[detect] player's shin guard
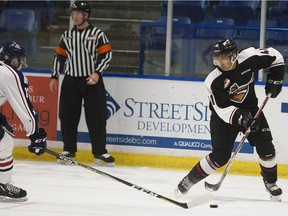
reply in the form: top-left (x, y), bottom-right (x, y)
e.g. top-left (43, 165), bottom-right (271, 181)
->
top-left (259, 154), bottom-right (282, 201)
top-left (0, 133), bottom-right (14, 184)
top-left (0, 134), bottom-right (27, 202)
top-left (175, 154), bottom-right (219, 196)
top-left (0, 155), bottom-right (13, 184)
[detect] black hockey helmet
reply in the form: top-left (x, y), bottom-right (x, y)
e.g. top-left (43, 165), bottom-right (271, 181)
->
top-left (213, 39), bottom-right (238, 58)
top-left (0, 41), bottom-right (26, 63)
top-left (71, 1), bottom-right (91, 17)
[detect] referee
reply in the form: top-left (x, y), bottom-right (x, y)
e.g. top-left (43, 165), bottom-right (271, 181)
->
top-left (49, 1), bottom-right (114, 166)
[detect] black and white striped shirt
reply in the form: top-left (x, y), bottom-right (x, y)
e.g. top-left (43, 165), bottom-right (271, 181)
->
top-left (52, 23), bottom-right (112, 78)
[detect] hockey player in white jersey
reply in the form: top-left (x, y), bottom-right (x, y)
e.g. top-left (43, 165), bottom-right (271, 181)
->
top-left (0, 41), bottom-right (47, 202)
top-left (176, 39), bottom-right (284, 201)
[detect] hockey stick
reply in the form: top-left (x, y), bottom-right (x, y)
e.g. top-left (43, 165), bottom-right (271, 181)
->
top-left (205, 93), bottom-right (271, 192)
top-left (45, 149), bottom-right (212, 209)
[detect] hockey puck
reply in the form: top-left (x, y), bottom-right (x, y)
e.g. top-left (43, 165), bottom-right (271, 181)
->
top-left (210, 204), bottom-right (218, 208)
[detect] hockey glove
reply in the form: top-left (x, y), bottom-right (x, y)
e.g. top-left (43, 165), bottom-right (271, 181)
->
top-left (0, 113), bottom-right (15, 137)
top-left (28, 128), bottom-right (47, 156)
top-left (233, 109), bottom-right (259, 133)
top-left (265, 79), bottom-right (282, 98)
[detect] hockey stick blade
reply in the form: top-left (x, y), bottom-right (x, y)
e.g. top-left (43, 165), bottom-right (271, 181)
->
top-left (186, 193), bottom-right (213, 208)
top-left (45, 149), bottom-right (211, 209)
top-left (205, 181), bottom-right (221, 192)
top-left (204, 94), bottom-right (271, 192)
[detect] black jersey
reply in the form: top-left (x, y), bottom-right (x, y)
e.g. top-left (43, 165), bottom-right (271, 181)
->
top-left (52, 23), bottom-right (112, 78)
top-left (204, 47), bottom-right (285, 124)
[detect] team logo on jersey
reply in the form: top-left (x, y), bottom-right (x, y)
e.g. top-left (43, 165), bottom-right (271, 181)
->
top-left (106, 90), bottom-right (120, 120)
top-left (86, 35), bottom-right (97, 41)
top-left (228, 74), bottom-right (254, 103)
top-left (229, 83), bottom-right (248, 103)
top-left (229, 81), bottom-right (252, 103)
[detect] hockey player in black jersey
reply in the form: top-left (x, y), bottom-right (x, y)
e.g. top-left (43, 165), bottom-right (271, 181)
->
top-left (176, 39), bottom-right (284, 201)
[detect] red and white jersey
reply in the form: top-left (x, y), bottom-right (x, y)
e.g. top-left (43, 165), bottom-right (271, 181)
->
top-left (204, 47), bottom-right (285, 124)
top-left (0, 61), bottom-right (38, 136)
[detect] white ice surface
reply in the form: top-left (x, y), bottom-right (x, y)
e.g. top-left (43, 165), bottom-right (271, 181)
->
top-left (1, 161), bottom-right (287, 216)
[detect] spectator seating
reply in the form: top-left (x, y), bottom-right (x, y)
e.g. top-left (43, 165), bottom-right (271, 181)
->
top-left (152, 16), bottom-right (191, 36)
top-left (278, 1), bottom-right (288, 8)
top-left (237, 19), bottom-right (277, 40)
top-left (269, 2), bottom-right (288, 26)
top-left (216, 0), bottom-right (260, 9)
top-left (197, 17), bottom-right (235, 39)
top-left (269, 1), bottom-right (288, 46)
top-left (141, 16), bottom-right (191, 75)
top-left (0, 9), bottom-right (38, 59)
top-left (1, 9), bottom-right (37, 33)
top-left (147, 16), bottom-right (191, 52)
top-left (194, 17), bottom-right (235, 76)
top-left (6, 1), bottom-right (47, 30)
top-left (233, 19), bottom-right (278, 51)
top-left (213, 0), bottom-right (260, 25)
top-left (160, 0), bottom-right (209, 24)
top-left (271, 23), bottom-right (288, 45)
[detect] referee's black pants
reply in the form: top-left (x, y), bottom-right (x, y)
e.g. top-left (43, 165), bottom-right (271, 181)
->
top-left (59, 74), bottom-right (108, 156)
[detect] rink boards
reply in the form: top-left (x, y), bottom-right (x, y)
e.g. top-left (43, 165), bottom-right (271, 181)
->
top-left (10, 74), bottom-right (288, 178)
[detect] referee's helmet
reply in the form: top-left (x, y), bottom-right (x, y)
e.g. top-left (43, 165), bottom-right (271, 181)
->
top-left (71, 1), bottom-right (91, 17)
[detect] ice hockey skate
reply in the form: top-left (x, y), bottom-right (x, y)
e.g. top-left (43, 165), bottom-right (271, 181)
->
top-left (94, 153), bottom-right (115, 167)
top-left (174, 175), bottom-right (194, 197)
top-left (263, 179), bottom-right (282, 201)
top-left (57, 151), bottom-right (76, 165)
top-left (0, 182), bottom-right (27, 202)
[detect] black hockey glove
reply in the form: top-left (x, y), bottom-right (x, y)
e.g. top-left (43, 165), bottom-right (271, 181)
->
top-left (28, 128), bottom-right (47, 156)
top-left (0, 113), bottom-right (15, 137)
top-left (265, 79), bottom-right (282, 98)
top-left (233, 109), bottom-right (259, 133)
